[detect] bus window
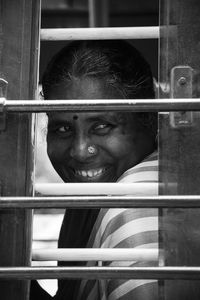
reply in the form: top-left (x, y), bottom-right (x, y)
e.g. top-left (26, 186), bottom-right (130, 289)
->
top-left (1, 1), bottom-right (200, 300)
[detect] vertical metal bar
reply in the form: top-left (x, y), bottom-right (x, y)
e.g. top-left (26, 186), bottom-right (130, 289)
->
top-left (0, 0), bottom-right (41, 299)
top-left (159, 0), bottom-right (200, 299)
top-left (88, 0), bottom-right (109, 27)
top-left (0, 78), bottom-right (7, 130)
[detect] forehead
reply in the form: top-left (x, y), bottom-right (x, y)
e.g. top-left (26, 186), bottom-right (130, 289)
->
top-left (47, 77), bottom-right (123, 100)
top-left (47, 77), bottom-right (134, 125)
top-left (47, 111), bottom-right (132, 124)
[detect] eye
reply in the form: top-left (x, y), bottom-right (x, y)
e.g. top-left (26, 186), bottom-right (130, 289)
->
top-left (58, 125), bottom-right (70, 132)
top-left (53, 124), bottom-right (73, 137)
top-left (92, 123), bottom-right (114, 135)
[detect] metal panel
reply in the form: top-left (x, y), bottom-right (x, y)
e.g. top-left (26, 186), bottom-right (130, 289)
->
top-left (159, 0), bottom-right (200, 299)
top-left (0, 0), bottom-right (40, 299)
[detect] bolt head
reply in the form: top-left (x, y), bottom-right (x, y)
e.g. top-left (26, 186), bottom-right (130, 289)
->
top-left (178, 77), bottom-right (187, 85)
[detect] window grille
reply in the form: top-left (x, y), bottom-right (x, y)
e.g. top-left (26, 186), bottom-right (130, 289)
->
top-left (0, 0), bottom-right (200, 299)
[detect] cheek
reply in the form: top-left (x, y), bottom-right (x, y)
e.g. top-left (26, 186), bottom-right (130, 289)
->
top-left (47, 137), bottom-right (69, 162)
top-left (47, 143), bottom-right (59, 164)
top-left (102, 134), bottom-right (135, 158)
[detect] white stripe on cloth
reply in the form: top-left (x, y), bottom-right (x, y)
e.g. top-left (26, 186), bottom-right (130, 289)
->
top-left (101, 216), bottom-right (158, 248)
top-left (107, 242), bottom-right (158, 267)
top-left (117, 164), bottom-right (158, 182)
top-left (118, 170), bottom-right (158, 183)
top-left (93, 209), bottom-right (128, 247)
top-left (108, 279), bottom-right (156, 300)
top-left (121, 160), bottom-right (158, 172)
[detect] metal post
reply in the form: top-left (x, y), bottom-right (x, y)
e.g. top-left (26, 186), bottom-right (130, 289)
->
top-left (159, 0), bottom-right (200, 299)
top-left (88, 0), bottom-right (109, 27)
top-left (0, 0), bottom-right (40, 299)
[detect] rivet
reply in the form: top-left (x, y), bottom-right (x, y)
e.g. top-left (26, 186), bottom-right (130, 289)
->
top-left (178, 77), bottom-right (187, 85)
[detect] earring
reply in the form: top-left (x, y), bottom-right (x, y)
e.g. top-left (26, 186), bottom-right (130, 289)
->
top-left (88, 145), bottom-right (97, 155)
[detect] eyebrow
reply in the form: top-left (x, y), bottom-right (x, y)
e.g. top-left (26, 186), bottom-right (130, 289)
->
top-left (85, 116), bottom-right (108, 122)
top-left (48, 120), bottom-right (71, 127)
top-left (85, 115), bottom-right (118, 124)
top-left (48, 113), bottom-right (118, 126)
top-left (87, 110), bottom-right (120, 120)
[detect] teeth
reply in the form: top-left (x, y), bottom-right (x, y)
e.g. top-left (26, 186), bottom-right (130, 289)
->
top-left (93, 170), bottom-right (98, 176)
top-left (87, 171), bottom-right (93, 177)
top-left (76, 168), bottom-right (105, 178)
top-left (82, 171), bottom-right (87, 177)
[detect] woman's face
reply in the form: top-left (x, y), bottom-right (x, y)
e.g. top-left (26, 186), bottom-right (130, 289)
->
top-left (47, 78), bottom-right (155, 182)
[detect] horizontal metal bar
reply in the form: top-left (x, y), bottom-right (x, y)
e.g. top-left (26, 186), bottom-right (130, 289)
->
top-left (2, 195), bottom-right (200, 208)
top-left (40, 26), bottom-right (159, 41)
top-left (1, 266), bottom-right (200, 280)
top-left (32, 248), bottom-right (158, 261)
top-left (1, 98), bottom-right (200, 113)
top-left (35, 182), bottom-right (158, 196)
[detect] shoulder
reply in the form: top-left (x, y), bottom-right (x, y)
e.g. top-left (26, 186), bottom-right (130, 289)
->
top-left (117, 151), bottom-right (158, 183)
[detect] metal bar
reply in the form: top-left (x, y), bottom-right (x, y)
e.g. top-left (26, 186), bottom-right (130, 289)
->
top-left (0, 79), bottom-right (8, 131)
top-left (1, 98), bottom-right (199, 112)
top-left (88, 0), bottom-right (109, 27)
top-left (35, 182), bottom-right (158, 196)
top-left (40, 26), bottom-right (159, 41)
top-left (1, 266), bottom-right (200, 280)
top-left (3, 195), bottom-right (200, 208)
top-left (0, 0), bottom-right (40, 299)
top-left (32, 248), bottom-right (158, 261)
top-left (1, 98), bottom-right (200, 113)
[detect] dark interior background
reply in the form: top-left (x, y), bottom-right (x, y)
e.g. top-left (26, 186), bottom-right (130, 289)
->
top-left (40, 0), bottom-right (159, 81)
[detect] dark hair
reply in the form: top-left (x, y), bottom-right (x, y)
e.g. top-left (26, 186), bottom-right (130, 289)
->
top-left (42, 40), bottom-right (157, 140)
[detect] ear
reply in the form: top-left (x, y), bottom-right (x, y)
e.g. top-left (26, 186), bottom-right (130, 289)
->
top-left (39, 84), bottom-right (44, 100)
top-left (153, 77), bottom-right (159, 98)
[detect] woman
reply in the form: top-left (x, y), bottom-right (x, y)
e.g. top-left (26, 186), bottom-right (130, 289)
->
top-left (31, 40), bottom-right (158, 300)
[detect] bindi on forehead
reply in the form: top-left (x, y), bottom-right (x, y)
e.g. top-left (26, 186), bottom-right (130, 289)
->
top-left (73, 115), bottom-right (78, 120)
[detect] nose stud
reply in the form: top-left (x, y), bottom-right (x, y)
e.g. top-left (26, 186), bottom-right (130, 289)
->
top-left (88, 145), bottom-right (97, 155)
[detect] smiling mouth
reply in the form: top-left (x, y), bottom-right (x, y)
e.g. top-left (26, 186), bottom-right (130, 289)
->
top-left (74, 167), bottom-right (106, 179)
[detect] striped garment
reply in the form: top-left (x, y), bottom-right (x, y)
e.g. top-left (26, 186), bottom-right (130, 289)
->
top-left (77, 151), bottom-right (159, 300)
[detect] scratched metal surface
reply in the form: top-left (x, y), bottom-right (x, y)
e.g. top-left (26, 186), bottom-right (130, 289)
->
top-left (0, 0), bottom-right (40, 299)
top-left (159, 0), bottom-right (200, 299)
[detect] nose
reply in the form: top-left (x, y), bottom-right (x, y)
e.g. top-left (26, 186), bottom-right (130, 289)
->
top-left (70, 134), bottom-right (97, 162)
